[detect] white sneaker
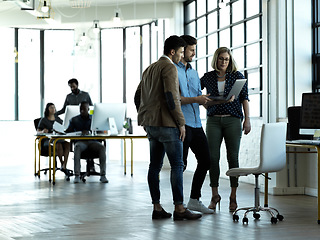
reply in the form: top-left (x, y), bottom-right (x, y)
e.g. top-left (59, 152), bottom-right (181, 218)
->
top-left (74, 175), bottom-right (80, 184)
top-left (100, 175), bottom-right (109, 183)
top-left (187, 198), bottom-right (214, 214)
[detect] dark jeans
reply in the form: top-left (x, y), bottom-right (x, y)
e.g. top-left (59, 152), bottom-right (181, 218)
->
top-left (206, 116), bottom-right (242, 188)
top-left (146, 126), bottom-right (184, 205)
top-left (183, 125), bottom-right (210, 200)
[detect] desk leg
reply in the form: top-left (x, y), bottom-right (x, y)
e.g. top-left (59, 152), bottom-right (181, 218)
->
top-left (131, 138), bottom-right (133, 177)
top-left (48, 139), bottom-right (52, 182)
top-left (34, 138), bottom-right (38, 176)
top-left (317, 146), bottom-right (320, 224)
top-left (38, 141), bottom-right (42, 177)
top-left (264, 173), bottom-right (268, 207)
top-left (52, 140), bottom-right (57, 185)
top-left (124, 139), bottom-right (127, 175)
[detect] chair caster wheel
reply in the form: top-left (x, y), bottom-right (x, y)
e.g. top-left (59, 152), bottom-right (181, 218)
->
top-left (233, 214), bottom-right (239, 221)
top-left (66, 177), bottom-right (70, 181)
top-left (253, 213), bottom-right (260, 219)
top-left (271, 217), bottom-right (278, 224)
top-left (44, 171), bottom-right (47, 175)
top-left (242, 217), bottom-right (249, 224)
top-left (82, 178), bottom-right (86, 183)
top-left (277, 214), bottom-right (284, 221)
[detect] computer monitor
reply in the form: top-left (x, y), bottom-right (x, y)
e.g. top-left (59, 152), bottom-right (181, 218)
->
top-left (63, 105), bottom-right (80, 130)
top-left (299, 92), bottom-right (320, 137)
top-left (90, 103), bottom-right (127, 134)
top-left (63, 105), bottom-right (94, 130)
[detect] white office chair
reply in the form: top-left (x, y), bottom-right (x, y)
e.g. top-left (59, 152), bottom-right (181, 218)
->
top-left (226, 122), bottom-right (287, 224)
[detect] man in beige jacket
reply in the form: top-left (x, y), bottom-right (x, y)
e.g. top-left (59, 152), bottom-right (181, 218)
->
top-left (134, 35), bottom-right (202, 221)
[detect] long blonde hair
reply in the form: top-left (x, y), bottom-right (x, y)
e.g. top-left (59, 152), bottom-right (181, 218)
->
top-left (211, 47), bottom-right (238, 73)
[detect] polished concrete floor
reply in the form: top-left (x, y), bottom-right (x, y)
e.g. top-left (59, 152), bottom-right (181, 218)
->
top-left (1, 155), bottom-right (320, 240)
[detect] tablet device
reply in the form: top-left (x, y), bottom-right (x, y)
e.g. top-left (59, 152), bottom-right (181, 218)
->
top-left (209, 79), bottom-right (247, 101)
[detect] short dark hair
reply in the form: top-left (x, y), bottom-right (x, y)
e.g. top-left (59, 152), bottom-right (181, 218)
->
top-left (44, 102), bottom-right (54, 117)
top-left (180, 35), bottom-right (197, 47)
top-left (80, 101), bottom-right (89, 107)
top-left (163, 35), bottom-right (186, 55)
top-left (68, 78), bottom-right (78, 86)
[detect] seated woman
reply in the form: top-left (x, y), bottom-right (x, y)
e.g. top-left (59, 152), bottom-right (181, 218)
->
top-left (37, 103), bottom-right (70, 174)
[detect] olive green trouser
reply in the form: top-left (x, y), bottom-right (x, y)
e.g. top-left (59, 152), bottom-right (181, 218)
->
top-left (206, 116), bottom-right (242, 188)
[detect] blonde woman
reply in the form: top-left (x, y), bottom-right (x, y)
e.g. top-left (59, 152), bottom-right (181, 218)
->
top-left (201, 47), bottom-right (251, 211)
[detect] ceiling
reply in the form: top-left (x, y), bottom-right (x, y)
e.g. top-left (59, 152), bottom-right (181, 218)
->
top-left (0, 0), bottom-right (185, 30)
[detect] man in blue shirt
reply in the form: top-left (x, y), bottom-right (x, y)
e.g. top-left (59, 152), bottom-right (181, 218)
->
top-left (65, 101), bottom-right (108, 184)
top-left (175, 35), bottom-right (213, 214)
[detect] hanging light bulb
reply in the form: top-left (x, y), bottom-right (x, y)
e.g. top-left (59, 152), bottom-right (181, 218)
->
top-left (41, 0), bottom-right (49, 13)
top-left (93, 20), bottom-right (100, 34)
top-left (113, 11), bottom-right (121, 24)
top-left (219, 0), bottom-right (227, 8)
top-left (88, 45), bottom-right (94, 54)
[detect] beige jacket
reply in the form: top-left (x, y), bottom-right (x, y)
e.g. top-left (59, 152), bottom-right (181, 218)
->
top-left (135, 56), bottom-right (185, 128)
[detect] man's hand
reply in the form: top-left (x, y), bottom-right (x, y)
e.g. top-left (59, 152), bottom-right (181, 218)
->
top-left (179, 125), bottom-right (186, 142)
top-left (196, 94), bottom-right (211, 105)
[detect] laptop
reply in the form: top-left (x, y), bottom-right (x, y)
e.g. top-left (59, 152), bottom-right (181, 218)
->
top-left (209, 79), bottom-right (247, 101)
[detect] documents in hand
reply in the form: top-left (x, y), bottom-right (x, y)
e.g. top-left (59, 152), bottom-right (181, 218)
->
top-left (53, 121), bottom-right (65, 134)
top-left (209, 79), bottom-right (247, 101)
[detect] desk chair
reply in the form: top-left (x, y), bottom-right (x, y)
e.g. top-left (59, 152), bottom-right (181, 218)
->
top-left (70, 139), bottom-right (106, 183)
top-left (226, 122), bottom-right (287, 224)
top-left (34, 118), bottom-right (73, 180)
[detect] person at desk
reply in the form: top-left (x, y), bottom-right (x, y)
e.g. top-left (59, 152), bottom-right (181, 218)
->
top-left (37, 103), bottom-right (70, 173)
top-left (201, 47), bottom-right (251, 212)
top-left (65, 101), bottom-right (108, 184)
top-left (135, 35), bottom-right (201, 221)
top-left (55, 78), bottom-right (93, 116)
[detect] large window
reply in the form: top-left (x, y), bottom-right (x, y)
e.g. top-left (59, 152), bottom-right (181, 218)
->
top-left (18, 29), bottom-right (41, 120)
top-left (44, 30), bottom-right (74, 112)
top-left (184, 0), bottom-right (263, 117)
top-left (0, 28), bottom-right (15, 120)
top-left (101, 29), bottom-right (124, 103)
top-left (102, 20), bottom-right (168, 121)
top-left (313, 0), bottom-right (320, 91)
top-left (2, 20), bottom-right (168, 121)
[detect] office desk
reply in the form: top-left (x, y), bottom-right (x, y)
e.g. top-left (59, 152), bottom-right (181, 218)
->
top-left (48, 134), bottom-right (148, 185)
top-left (263, 140), bottom-right (320, 223)
top-left (286, 140), bottom-right (320, 224)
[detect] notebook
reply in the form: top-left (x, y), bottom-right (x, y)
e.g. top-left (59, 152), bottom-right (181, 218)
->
top-left (209, 79), bottom-right (247, 101)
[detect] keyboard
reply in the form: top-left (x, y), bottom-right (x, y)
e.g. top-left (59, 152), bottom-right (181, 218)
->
top-left (288, 139), bottom-right (320, 145)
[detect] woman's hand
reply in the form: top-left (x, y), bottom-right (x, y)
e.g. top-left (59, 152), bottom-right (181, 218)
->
top-left (243, 118), bottom-right (251, 135)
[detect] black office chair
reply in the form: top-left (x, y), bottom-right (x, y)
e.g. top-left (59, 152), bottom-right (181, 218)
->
top-left (34, 118), bottom-right (73, 180)
top-left (70, 139), bottom-right (106, 183)
top-left (287, 106), bottom-right (313, 140)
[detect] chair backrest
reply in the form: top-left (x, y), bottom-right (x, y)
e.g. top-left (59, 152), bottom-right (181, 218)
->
top-left (34, 117), bottom-right (42, 130)
top-left (258, 122), bottom-right (287, 173)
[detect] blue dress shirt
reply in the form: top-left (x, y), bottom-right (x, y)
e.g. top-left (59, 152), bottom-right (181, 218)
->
top-left (175, 61), bottom-right (202, 128)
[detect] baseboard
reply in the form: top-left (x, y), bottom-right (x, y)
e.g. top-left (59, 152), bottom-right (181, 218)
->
top-left (305, 187), bottom-right (317, 197)
top-left (270, 187), bottom-right (305, 195)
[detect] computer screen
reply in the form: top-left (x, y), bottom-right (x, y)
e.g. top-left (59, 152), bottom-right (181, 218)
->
top-left (63, 105), bottom-right (94, 130)
top-left (63, 105), bottom-right (80, 130)
top-left (90, 103), bottom-right (126, 134)
top-left (299, 92), bottom-right (320, 136)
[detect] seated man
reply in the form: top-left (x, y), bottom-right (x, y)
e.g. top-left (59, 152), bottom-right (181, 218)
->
top-left (65, 101), bottom-right (108, 184)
